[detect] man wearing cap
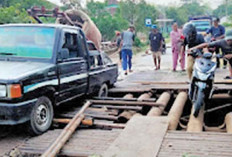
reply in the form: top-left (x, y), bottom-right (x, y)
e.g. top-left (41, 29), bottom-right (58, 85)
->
top-left (189, 30), bottom-right (232, 79)
top-left (121, 25), bottom-right (135, 75)
top-left (149, 25), bottom-right (163, 70)
top-left (206, 17), bottom-right (225, 68)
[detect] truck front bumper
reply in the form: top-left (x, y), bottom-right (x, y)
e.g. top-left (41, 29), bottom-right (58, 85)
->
top-left (0, 99), bottom-right (37, 125)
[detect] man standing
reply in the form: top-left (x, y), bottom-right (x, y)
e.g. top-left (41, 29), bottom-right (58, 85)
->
top-left (206, 17), bottom-right (225, 68)
top-left (149, 25), bottom-right (163, 70)
top-left (121, 25), bottom-right (135, 75)
top-left (189, 30), bottom-right (232, 79)
top-left (181, 23), bottom-right (205, 79)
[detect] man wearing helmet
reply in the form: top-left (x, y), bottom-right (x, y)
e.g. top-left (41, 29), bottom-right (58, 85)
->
top-left (188, 30), bottom-right (232, 79)
top-left (181, 23), bottom-right (205, 79)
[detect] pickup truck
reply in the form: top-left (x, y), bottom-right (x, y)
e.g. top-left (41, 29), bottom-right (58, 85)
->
top-left (0, 24), bottom-right (118, 135)
top-left (189, 16), bottom-right (212, 34)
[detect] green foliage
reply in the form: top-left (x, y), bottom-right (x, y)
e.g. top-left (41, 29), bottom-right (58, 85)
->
top-left (0, 4), bottom-right (30, 24)
top-left (213, 2), bottom-right (232, 18)
top-left (86, 0), bottom-right (158, 41)
top-left (0, 0), bottom-right (54, 24)
top-left (165, 2), bottom-right (212, 25)
top-left (86, 0), bottom-right (128, 40)
top-left (134, 37), bottom-right (142, 47)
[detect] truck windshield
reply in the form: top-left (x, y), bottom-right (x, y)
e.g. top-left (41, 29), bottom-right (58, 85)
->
top-left (192, 21), bottom-right (211, 32)
top-left (0, 27), bottom-right (55, 59)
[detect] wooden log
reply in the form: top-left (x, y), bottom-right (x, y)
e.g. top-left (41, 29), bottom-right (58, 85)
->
top-left (90, 99), bottom-right (164, 107)
top-left (135, 80), bottom-right (232, 85)
top-left (225, 112), bottom-right (232, 133)
top-left (85, 114), bottom-right (118, 121)
top-left (132, 92), bottom-right (153, 118)
top-left (118, 94), bottom-right (135, 123)
top-left (53, 118), bottom-right (126, 129)
top-left (137, 92), bottom-right (153, 101)
top-left (53, 118), bottom-right (93, 126)
top-left (147, 92), bottom-right (171, 116)
top-left (187, 105), bottom-right (204, 132)
top-left (41, 101), bottom-right (91, 157)
top-left (92, 105), bottom-right (142, 111)
top-left (118, 93), bottom-right (153, 122)
top-left (93, 96), bottom-right (156, 102)
top-left (168, 92), bottom-right (188, 130)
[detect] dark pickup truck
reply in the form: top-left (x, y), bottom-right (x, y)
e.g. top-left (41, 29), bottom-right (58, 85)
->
top-left (0, 24), bottom-right (118, 135)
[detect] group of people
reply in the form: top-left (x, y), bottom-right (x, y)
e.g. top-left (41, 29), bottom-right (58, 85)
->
top-left (116, 24), bottom-right (164, 75)
top-left (115, 17), bottom-right (232, 80)
top-left (170, 17), bottom-right (232, 79)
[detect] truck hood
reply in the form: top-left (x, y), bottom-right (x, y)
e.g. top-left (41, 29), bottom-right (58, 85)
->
top-left (0, 61), bottom-right (54, 81)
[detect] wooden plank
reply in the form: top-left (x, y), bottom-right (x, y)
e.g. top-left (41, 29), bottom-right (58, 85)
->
top-left (157, 131), bottom-right (232, 157)
top-left (103, 116), bottom-right (168, 157)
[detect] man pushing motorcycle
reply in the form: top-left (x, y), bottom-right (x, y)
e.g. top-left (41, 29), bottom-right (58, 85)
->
top-left (180, 23), bottom-right (205, 80)
top-left (188, 30), bottom-right (232, 79)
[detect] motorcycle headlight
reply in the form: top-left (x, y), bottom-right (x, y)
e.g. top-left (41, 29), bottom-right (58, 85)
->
top-left (0, 85), bottom-right (7, 97)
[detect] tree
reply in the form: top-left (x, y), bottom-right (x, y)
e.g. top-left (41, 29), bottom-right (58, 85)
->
top-left (165, 2), bottom-right (212, 25)
top-left (86, 0), bottom-right (128, 40)
top-left (0, 0), bottom-right (55, 24)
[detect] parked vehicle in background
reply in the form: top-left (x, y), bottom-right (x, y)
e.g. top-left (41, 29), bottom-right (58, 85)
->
top-left (0, 24), bottom-right (118, 135)
top-left (189, 16), bottom-right (212, 34)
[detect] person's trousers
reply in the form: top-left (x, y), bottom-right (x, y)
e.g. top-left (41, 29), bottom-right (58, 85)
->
top-left (122, 49), bottom-right (132, 71)
top-left (215, 47), bottom-right (220, 68)
top-left (172, 49), bottom-right (185, 70)
top-left (187, 56), bottom-right (195, 80)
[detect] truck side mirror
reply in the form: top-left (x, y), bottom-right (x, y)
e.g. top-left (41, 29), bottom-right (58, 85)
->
top-left (58, 48), bottom-right (69, 61)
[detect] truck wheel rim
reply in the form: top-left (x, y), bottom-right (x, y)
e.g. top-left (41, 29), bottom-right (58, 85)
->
top-left (35, 104), bottom-right (49, 126)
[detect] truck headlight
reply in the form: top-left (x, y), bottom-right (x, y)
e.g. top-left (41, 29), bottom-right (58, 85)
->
top-left (7, 84), bottom-right (22, 98)
top-left (0, 85), bottom-right (6, 97)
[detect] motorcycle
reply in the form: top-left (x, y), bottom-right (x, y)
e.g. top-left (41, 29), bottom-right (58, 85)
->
top-left (188, 49), bottom-right (220, 117)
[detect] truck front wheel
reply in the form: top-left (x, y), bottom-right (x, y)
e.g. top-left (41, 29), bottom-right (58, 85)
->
top-left (98, 83), bottom-right (108, 97)
top-left (28, 96), bottom-right (54, 136)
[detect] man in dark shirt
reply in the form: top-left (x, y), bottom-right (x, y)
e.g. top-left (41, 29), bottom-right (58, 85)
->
top-left (181, 23), bottom-right (205, 79)
top-left (189, 30), bottom-right (232, 79)
top-left (206, 17), bottom-right (225, 68)
top-left (149, 25), bottom-right (163, 70)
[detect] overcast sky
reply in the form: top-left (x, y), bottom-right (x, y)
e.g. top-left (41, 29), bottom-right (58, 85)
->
top-left (46, 0), bottom-right (225, 9)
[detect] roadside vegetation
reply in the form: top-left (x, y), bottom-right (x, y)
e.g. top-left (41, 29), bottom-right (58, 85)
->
top-left (0, 0), bottom-right (232, 45)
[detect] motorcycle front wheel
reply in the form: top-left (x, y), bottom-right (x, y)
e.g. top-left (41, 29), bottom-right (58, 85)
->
top-left (193, 90), bottom-right (205, 117)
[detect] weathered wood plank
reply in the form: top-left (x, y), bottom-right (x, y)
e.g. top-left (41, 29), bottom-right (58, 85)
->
top-left (103, 116), bottom-right (168, 157)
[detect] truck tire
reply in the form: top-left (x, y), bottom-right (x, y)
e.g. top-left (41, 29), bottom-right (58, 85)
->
top-left (27, 96), bottom-right (54, 136)
top-left (193, 90), bottom-right (204, 117)
top-left (98, 83), bottom-right (108, 97)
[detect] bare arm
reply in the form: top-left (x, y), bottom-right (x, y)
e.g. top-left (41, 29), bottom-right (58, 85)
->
top-left (188, 43), bottom-right (209, 53)
top-left (224, 54), bottom-right (232, 60)
top-left (216, 35), bottom-right (225, 40)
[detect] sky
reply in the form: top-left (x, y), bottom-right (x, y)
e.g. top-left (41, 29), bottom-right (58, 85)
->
top-left (46, 0), bottom-right (224, 9)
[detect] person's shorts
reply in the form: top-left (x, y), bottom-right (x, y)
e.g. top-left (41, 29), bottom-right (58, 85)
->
top-left (151, 51), bottom-right (161, 58)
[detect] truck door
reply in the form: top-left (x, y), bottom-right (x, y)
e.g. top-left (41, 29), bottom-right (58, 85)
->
top-left (57, 29), bottom-right (88, 103)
